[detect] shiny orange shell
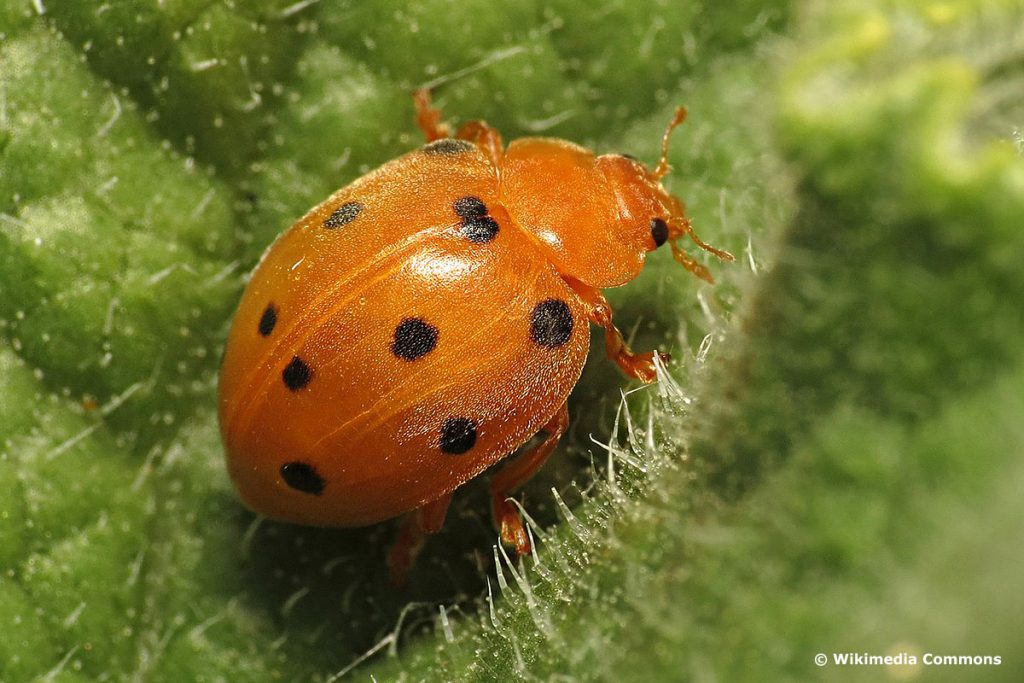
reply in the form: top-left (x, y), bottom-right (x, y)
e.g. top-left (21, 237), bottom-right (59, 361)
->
top-left (218, 140), bottom-right (590, 527)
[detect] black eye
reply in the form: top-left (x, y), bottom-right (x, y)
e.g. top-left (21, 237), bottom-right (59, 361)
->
top-left (650, 218), bottom-right (669, 247)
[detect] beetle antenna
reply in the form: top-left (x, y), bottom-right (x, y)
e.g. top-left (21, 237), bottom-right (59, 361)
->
top-left (667, 216), bottom-right (734, 284)
top-left (652, 106), bottom-right (688, 180)
top-left (668, 216), bottom-right (734, 261)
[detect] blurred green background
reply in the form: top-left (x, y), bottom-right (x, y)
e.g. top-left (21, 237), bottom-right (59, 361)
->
top-left (1, 0), bottom-right (1022, 680)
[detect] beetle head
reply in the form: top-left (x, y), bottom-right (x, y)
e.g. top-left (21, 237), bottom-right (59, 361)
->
top-left (596, 107), bottom-right (733, 283)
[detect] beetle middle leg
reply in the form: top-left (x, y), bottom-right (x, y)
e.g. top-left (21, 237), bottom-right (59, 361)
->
top-left (387, 491), bottom-right (452, 586)
top-left (412, 88), bottom-right (451, 142)
top-left (490, 402), bottom-right (569, 555)
top-left (412, 89), bottom-right (504, 164)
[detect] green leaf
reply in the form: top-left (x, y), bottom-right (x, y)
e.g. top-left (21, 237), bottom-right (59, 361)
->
top-left (1, 0), bottom-right (1021, 681)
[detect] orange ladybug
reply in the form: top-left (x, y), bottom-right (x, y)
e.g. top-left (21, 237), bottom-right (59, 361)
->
top-left (218, 90), bottom-right (732, 582)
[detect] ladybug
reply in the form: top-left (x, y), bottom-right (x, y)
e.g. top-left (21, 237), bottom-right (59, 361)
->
top-left (218, 90), bottom-right (732, 582)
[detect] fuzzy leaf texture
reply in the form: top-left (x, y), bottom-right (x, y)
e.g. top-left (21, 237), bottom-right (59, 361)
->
top-left (1, 0), bottom-right (1022, 681)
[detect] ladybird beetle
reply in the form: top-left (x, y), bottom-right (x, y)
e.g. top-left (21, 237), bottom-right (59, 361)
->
top-left (218, 90), bottom-right (732, 583)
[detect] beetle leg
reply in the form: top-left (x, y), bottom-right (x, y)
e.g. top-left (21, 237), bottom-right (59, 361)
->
top-left (490, 402), bottom-right (569, 555)
top-left (412, 88), bottom-right (451, 142)
top-left (455, 120), bottom-right (504, 166)
top-left (387, 491), bottom-right (452, 586)
top-left (564, 278), bottom-right (665, 384)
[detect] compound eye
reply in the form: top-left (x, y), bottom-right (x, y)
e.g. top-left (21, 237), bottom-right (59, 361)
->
top-left (650, 217), bottom-right (669, 248)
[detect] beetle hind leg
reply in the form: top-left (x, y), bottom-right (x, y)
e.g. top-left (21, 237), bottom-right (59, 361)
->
top-left (490, 403), bottom-right (569, 555)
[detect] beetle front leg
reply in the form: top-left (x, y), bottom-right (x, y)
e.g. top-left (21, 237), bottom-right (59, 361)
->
top-left (455, 120), bottom-right (504, 166)
top-left (564, 278), bottom-right (665, 384)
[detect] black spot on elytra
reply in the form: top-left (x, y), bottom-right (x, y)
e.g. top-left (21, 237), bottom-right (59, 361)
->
top-left (280, 461), bottom-right (325, 495)
top-left (461, 216), bottom-right (499, 243)
top-left (440, 417), bottom-right (477, 454)
top-left (391, 317), bottom-right (439, 361)
top-left (453, 196), bottom-right (487, 219)
top-left (452, 196), bottom-right (498, 242)
top-left (282, 356), bottom-right (312, 391)
top-left (323, 201), bottom-right (363, 229)
top-left (651, 217), bottom-right (669, 248)
top-left (258, 304), bottom-right (277, 336)
top-left (423, 138), bottom-right (474, 155)
top-left (530, 299), bottom-right (573, 348)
